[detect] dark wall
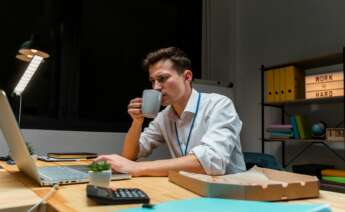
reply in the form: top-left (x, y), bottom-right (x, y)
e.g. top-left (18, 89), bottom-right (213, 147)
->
top-left (0, 0), bottom-right (202, 132)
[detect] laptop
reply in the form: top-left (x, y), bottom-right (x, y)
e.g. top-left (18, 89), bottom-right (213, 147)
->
top-left (0, 90), bottom-right (130, 186)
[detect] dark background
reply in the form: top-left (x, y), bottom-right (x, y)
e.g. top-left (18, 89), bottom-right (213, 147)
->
top-left (0, 0), bottom-right (202, 132)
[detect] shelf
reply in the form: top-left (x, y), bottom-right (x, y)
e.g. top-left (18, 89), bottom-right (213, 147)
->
top-left (263, 96), bottom-right (344, 107)
top-left (263, 52), bottom-right (343, 71)
top-left (261, 48), bottom-right (345, 168)
top-left (264, 138), bottom-right (345, 143)
top-left (264, 137), bottom-right (345, 167)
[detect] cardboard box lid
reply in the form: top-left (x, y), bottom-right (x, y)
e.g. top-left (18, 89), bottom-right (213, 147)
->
top-left (168, 166), bottom-right (320, 201)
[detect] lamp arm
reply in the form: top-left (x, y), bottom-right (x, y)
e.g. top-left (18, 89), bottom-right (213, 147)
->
top-left (18, 94), bottom-right (22, 127)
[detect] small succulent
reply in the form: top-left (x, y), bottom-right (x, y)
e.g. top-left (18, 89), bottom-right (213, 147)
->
top-left (88, 161), bottom-right (111, 172)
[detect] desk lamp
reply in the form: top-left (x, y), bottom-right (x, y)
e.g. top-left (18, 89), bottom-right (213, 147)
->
top-left (13, 35), bottom-right (49, 125)
top-left (3, 38), bottom-right (49, 161)
top-left (13, 55), bottom-right (44, 126)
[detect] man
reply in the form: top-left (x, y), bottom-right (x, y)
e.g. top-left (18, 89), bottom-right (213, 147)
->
top-left (96, 47), bottom-right (246, 176)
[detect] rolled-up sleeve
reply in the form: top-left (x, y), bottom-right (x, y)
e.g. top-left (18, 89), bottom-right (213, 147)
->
top-left (191, 98), bottom-right (242, 175)
top-left (138, 116), bottom-right (164, 158)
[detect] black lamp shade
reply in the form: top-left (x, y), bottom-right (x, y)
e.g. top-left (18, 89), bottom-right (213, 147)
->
top-left (18, 35), bottom-right (50, 59)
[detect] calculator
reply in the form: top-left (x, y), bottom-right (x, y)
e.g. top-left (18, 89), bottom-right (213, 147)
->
top-left (86, 184), bottom-right (150, 205)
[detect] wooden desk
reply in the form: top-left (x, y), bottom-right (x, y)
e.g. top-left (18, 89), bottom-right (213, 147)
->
top-left (1, 161), bottom-right (345, 212)
top-left (0, 170), bottom-right (43, 212)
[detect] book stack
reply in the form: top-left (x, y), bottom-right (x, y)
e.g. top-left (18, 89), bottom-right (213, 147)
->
top-left (305, 71), bottom-right (344, 99)
top-left (321, 169), bottom-right (345, 185)
top-left (316, 168), bottom-right (345, 193)
top-left (267, 124), bottom-right (293, 139)
top-left (289, 114), bottom-right (312, 139)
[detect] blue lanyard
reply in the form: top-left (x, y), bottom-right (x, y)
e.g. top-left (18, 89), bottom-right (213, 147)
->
top-left (174, 93), bottom-right (201, 156)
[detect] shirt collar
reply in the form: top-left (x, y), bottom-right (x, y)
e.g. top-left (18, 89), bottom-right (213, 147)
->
top-left (168, 89), bottom-right (199, 120)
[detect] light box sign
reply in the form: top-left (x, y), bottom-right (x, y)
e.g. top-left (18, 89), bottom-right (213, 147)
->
top-left (305, 71), bottom-right (344, 99)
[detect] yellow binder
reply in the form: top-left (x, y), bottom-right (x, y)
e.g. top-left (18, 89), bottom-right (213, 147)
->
top-left (279, 67), bottom-right (286, 101)
top-left (285, 66), bottom-right (304, 101)
top-left (265, 70), bottom-right (275, 102)
top-left (273, 69), bottom-right (280, 101)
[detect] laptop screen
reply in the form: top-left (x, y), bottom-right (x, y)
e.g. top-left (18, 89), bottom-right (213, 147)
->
top-left (0, 90), bottom-right (42, 184)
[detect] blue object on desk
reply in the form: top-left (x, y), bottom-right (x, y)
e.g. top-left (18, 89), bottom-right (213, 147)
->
top-left (118, 198), bottom-right (331, 212)
top-left (6, 159), bottom-right (15, 165)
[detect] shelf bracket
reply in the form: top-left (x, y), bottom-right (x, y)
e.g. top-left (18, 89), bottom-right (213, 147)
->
top-left (320, 142), bottom-right (345, 163)
top-left (285, 143), bottom-right (313, 167)
top-left (284, 142), bottom-right (345, 168)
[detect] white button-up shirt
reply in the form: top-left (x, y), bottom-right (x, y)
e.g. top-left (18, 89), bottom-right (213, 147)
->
top-left (138, 89), bottom-right (246, 175)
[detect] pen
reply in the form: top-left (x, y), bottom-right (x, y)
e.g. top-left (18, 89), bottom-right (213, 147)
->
top-left (142, 203), bottom-right (155, 209)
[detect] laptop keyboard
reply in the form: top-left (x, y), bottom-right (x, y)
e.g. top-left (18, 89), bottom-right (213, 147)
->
top-left (39, 166), bottom-right (89, 182)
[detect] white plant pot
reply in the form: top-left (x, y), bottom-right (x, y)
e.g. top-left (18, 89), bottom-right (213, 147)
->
top-left (88, 170), bottom-right (112, 187)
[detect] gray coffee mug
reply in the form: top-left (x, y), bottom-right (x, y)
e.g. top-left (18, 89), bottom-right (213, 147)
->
top-left (142, 89), bottom-right (161, 118)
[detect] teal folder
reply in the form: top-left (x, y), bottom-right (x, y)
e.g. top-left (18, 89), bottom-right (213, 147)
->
top-left (118, 198), bottom-right (330, 212)
top-left (290, 115), bottom-right (300, 139)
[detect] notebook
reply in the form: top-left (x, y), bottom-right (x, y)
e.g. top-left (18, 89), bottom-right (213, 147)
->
top-left (0, 90), bottom-right (130, 186)
top-left (47, 152), bottom-right (98, 159)
top-left (119, 198), bottom-right (331, 212)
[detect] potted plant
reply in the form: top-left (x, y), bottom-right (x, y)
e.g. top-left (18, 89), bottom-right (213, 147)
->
top-left (88, 161), bottom-right (112, 187)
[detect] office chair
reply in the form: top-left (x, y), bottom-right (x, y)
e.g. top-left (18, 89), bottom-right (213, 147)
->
top-left (243, 152), bottom-right (283, 170)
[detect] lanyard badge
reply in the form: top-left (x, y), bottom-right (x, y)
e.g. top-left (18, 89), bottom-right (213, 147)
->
top-left (174, 93), bottom-right (201, 156)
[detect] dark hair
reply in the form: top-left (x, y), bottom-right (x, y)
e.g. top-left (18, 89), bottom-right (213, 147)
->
top-left (143, 47), bottom-right (192, 74)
